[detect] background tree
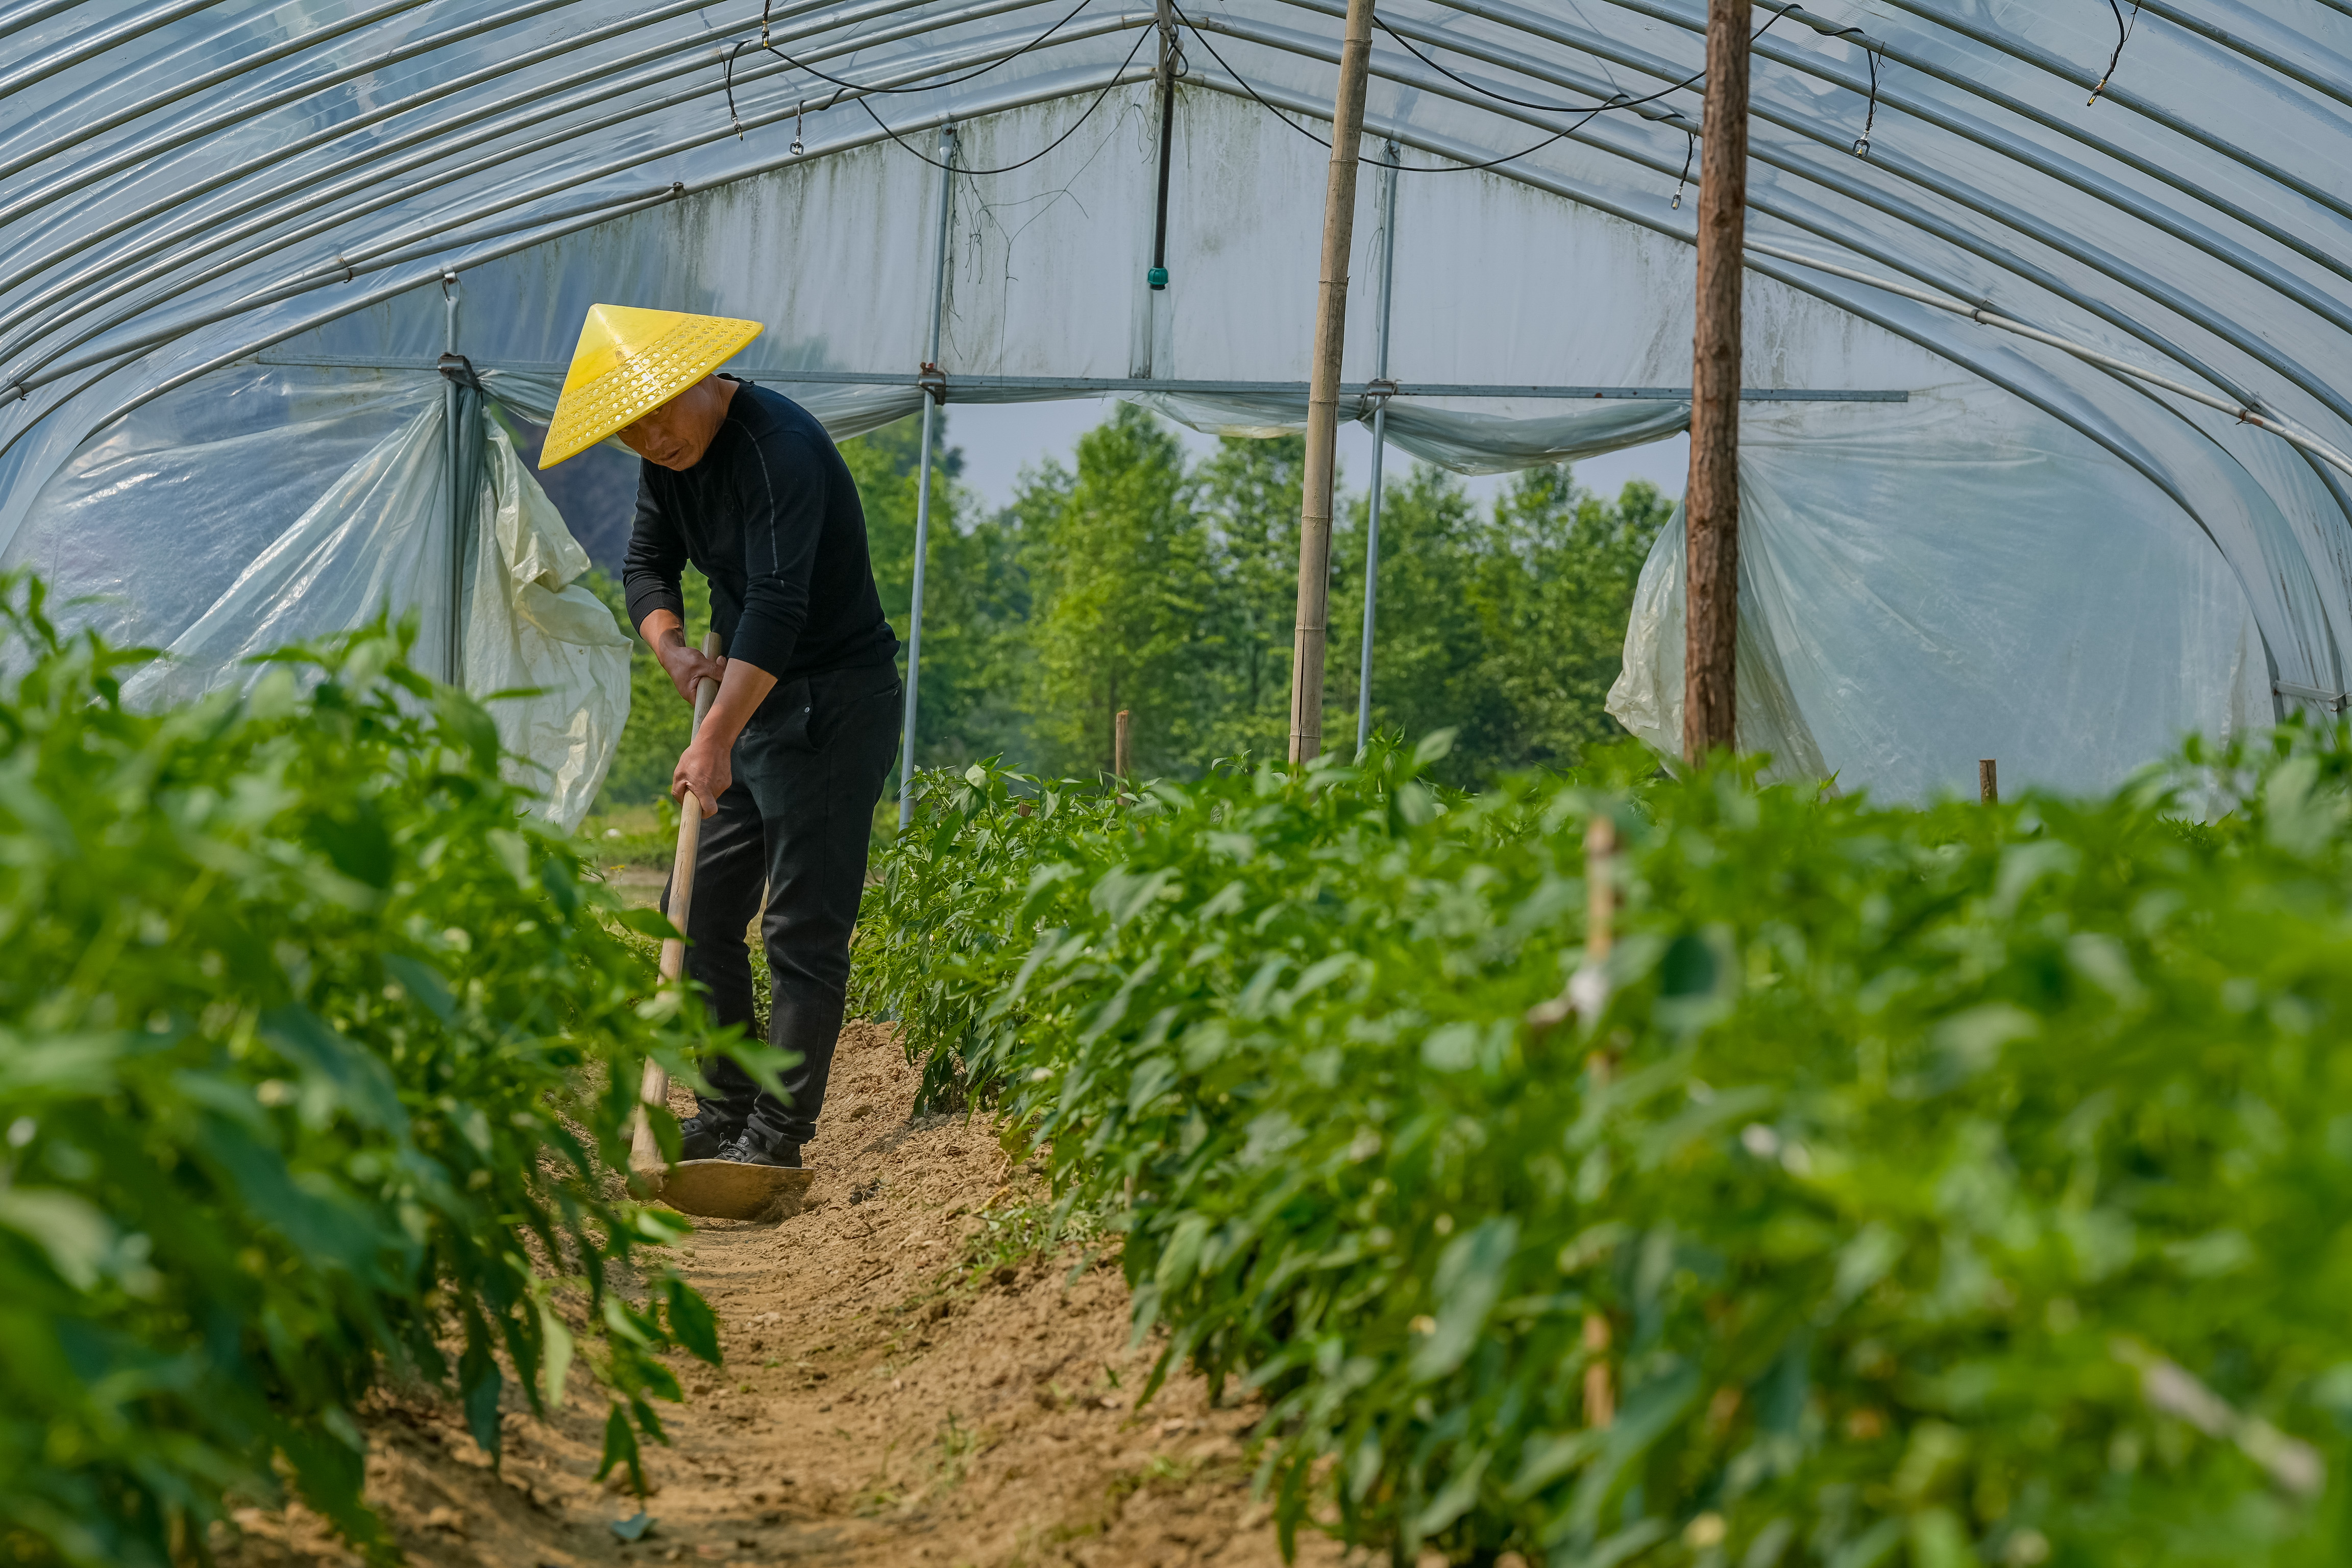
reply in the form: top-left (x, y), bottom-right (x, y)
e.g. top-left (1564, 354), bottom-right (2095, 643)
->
top-left (1022, 405), bottom-right (1217, 776)
top-left (576, 404), bottom-right (1675, 808)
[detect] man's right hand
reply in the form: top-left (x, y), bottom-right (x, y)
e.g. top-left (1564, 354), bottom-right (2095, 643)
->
top-left (656, 635), bottom-right (726, 705)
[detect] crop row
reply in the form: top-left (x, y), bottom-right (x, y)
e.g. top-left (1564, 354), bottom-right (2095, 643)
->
top-left (856, 733), bottom-right (2352, 1565)
top-left (0, 577), bottom-right (718, 1567)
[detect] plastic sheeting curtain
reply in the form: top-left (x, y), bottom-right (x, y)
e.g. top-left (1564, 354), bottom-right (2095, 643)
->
top-left (7, 362), bottom-right (628, 829)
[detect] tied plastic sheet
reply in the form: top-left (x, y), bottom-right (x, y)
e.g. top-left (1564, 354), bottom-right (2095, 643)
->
top-left (469, 413), bottom-right (633, 830)
top-left (10, 363), bottom-right (628, 831)
top-left (1609, 390), bottom-right (2275, 800)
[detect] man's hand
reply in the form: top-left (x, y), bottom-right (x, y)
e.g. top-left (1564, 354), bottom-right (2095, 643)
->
top-left (657, 635), bottom-right (727, 705)
top-left (672, 731), bottom-right (730, 818)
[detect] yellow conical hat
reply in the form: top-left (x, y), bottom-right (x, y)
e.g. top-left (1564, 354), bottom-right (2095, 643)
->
top-left (538, 304), bottom-right (764, 469)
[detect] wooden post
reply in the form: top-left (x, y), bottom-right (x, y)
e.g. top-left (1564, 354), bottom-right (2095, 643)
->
top-left (1288, 0), bottom-right (1378, 765)
top-left (1979, 758), bottom-right (1999, 804)
top-left (1683, 0), bottom-right (1750, 765)
top-left (1115, 708), bottom-right (1133, 780)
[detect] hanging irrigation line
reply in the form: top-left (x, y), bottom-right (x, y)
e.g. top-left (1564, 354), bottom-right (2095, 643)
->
top-left (2091, 0), bottom-right (2144, 106)
top-left (855, 26), bottom-right (1153, 172)
top-left (1, 0), bottom-right (1103, 380)
top-left (1173, 0), bottom-right (1787, 171)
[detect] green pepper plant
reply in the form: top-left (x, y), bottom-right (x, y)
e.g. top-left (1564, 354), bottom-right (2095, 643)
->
top-left (0, 574), bottom-right (722, 1567)
top-left (857, 731), bottom-right (2352, 1565)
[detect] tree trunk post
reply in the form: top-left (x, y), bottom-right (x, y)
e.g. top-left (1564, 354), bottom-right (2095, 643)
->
top-left (1684, 0), bottom-right (1749, 765)
top-left (1288, 0), bottom-right (1377, 765)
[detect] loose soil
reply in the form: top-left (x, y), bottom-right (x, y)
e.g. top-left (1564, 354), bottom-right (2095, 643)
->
top-left (215, 1021), bottom-right (1360, 1568)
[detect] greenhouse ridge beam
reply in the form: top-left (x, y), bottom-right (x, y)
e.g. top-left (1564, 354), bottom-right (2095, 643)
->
top-left (247, 360), bottom-right (1909, 403)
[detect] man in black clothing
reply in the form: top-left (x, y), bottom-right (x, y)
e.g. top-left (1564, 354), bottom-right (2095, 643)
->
top-left (615, 371), bottom-right (901, 1171)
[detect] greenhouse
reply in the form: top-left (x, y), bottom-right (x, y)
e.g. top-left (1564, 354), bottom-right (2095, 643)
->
top-left (5, 0), bottom-right (2349, 809)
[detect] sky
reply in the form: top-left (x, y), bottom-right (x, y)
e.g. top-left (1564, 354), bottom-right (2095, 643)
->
top-left (941, 398), bottom-right (1689, 516)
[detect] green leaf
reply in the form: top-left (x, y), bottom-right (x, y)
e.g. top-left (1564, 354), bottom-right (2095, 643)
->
top-left (665, 1278), bottom-right (722, 1365)
top-left (1411, 1217), bottom-right (1518, 1381)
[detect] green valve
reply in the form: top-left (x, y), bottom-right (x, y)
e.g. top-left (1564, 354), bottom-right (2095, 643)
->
top-left (1147, 265), bottom-right (1169, 290)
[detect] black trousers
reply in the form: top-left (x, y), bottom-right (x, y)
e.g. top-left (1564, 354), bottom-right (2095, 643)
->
top-left (660, 660), bottom-right (901, 1147)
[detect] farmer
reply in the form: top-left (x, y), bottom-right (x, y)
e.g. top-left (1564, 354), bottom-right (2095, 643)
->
top-left (539, 304), bottom-right (902, 1171)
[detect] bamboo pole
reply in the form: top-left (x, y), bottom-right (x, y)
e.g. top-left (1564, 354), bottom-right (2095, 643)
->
top-left (1683, 0), bottom-right (1750, 765)
top-left (1115, 708), bottom-right (1133, 780)
top-left (1980, 759), bottom-right (1999, 804)
top-left (1287, 0), bottom-right (1377, 765)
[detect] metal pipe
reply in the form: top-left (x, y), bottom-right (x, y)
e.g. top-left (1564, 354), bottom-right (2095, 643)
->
top-left (0, 0), bottom-right (92, 42)
top-left (443, 273), bottom-right (463, 685)
top-left (1743, 240), bottom-right (2352, 482)
top-left (1858, 0), bottom-right (2352, 233)
top-left (1438, 0), bottom-right (2352, 310)
top-left (1356, 140), bottom-right (1400, 758)
top-left (0, 0), bottom-right (694, 273)
top-left (0, 0), bottom-right (230, 100)
top-left (1174, 73), bottom-right (2223, 543)
top-left (26, 59), bottom-right (1156, 455)
top-left (2049, 0), bottom-right (2352, 116)
top-left (0, 0), bottom-right (1055, 368)
top-left (1195, 10), bottom-right (2352, 450)
top-left (900, 125), bottom-right (959, 829)
top-left (238, 359), bottom-right (1906, 400)
top-left (8, 188), bottom-right (685, 392)
top-left (3, 5), bottom-right (1124, 387)
top-left (0, 0), bottom-right (442, 200)
top-left (1365, 0), bottom-right (2352, 311)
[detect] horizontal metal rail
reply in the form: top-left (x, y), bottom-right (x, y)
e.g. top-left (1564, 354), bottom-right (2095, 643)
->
top-left (248, 357), bottom-right (1909, 401)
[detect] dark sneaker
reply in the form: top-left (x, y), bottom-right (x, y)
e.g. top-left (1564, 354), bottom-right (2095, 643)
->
top-left (678, 1108), bottom-right (743, 1162)
top-left (716, 1133), bottom-right (802, 1169)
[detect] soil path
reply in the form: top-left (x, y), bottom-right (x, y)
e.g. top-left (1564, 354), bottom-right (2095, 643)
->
top-left (219, 1021), bottom-right (1354, 1568)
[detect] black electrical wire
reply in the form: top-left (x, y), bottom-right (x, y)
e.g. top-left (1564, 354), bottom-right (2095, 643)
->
top-left (2090, 0), bottom-right (2143, 106)
top-left (740, 0), bottom-right (1091, 99)
top-left (1853, 43), bottom-right (1880, 155)
top-left (856, 23), bottom-right (1154, 174)
top-left (1172, 2), bottom-right (1786, 174)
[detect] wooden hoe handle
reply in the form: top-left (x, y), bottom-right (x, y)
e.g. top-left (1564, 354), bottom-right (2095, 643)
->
top-left (630, 631), bottom-right (724, 1175)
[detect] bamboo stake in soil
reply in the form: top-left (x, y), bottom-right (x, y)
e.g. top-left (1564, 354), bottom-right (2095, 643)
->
top-left (1114, 708), bottom-right (1133, 781)
top-left (1980, 758), bottom-right (1999, 804)
top-left (1287, 0), bottom-right (1378, 765)
top-left (1684, 0), bottom-right (1751, 765)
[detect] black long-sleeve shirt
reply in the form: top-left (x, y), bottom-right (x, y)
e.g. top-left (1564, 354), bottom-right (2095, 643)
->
top-left (621, 380), bottom-right (896, 681)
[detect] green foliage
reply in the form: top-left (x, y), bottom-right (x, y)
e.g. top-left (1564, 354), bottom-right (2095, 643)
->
top-left (0, 576), bottom-right (721, 1567)
top-left (587, 565), bottom-right (709, 808)
top-left (855, 738), bottom-right (2352, 1565)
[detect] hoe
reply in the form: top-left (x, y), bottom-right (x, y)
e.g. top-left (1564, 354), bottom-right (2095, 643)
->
top-left (628, 633), bottom-right (814, 1222)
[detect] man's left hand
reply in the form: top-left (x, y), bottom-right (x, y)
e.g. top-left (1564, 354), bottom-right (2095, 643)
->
top-left (673, 733), bottom-right (731, 817)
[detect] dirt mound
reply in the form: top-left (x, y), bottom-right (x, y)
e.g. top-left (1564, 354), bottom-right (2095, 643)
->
top-left (216, 1021), bottom-right (1354, 1568)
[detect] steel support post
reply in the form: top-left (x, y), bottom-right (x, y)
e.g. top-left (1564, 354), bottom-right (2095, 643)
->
top-left (899, 124), bottom-right (958, 827)
top-left (1355, 141), bottom-right (1400, 757)
top-left (443, 272), bottom-right (462, 686)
